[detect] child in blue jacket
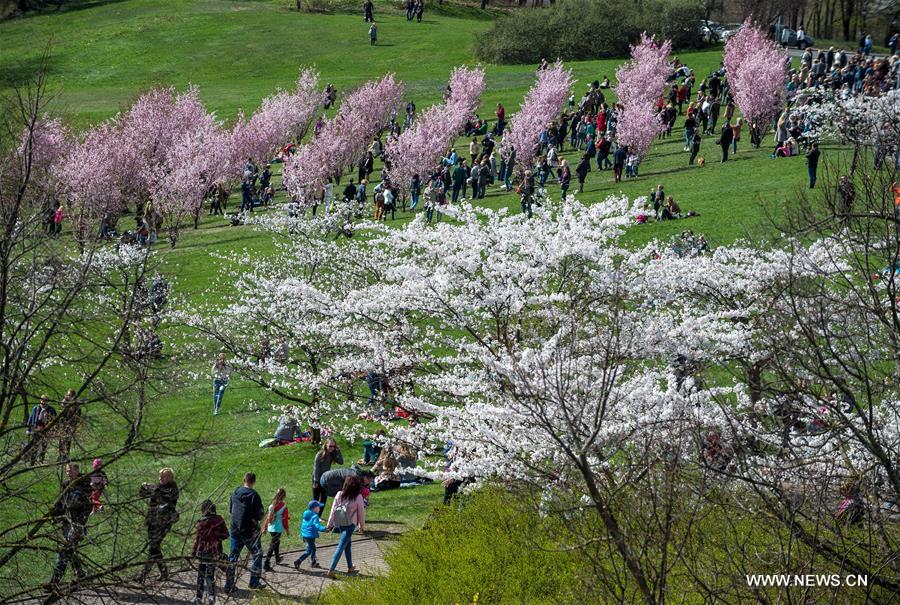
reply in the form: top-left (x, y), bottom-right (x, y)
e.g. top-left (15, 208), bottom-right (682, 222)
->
top-left (293, 500), bottom-right (327, 569)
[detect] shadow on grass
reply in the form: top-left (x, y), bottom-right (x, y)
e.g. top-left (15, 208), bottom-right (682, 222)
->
top-left (6, 0), bottom-right (129, 22)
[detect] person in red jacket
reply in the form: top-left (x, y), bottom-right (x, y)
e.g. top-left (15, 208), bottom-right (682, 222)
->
top-left (596, 108), bottom-right (608, 136)
top-left (495, 103), bottom-right (506, 135)
top-left (192, 500), bottom-right (229, 604)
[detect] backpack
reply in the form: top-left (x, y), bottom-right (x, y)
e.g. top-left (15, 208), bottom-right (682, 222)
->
top-left (331, 496), bottom-right (352, 527)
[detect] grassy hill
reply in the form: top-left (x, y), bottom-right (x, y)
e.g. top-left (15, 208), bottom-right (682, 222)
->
top-left (0, 0), bottom-right (833, 596)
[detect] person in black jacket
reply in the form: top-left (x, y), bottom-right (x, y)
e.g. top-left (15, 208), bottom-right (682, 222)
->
top-left (806, 142), bottom-right (821, 189)
top-left (48, 463), bottom-right (93, 591)
top-left (139, 468), bottom-right (180, 582)
top-left (224, 472), bottom-right (266, 592)
top-left (719, 122), bottom-right (734, 162)
top-left (575, 154), bottom-right (590, 194)
top-left (689, 131), bottom-right (702, 165)
top-left (612, 145), bottom-right (627, 183)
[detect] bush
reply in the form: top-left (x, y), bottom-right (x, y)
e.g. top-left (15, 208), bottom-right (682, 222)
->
top-left (474, 0), bottom-right (706, 64)
top-left (320, 490), bottom-right (579, 605)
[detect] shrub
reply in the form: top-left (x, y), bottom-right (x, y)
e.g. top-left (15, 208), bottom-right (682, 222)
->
top-left (320, 489), bottom-right (579, 605)
top-left (474, 0), bottom-right (706, 64)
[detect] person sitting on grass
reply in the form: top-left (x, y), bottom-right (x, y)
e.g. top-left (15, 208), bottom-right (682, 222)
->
top-left (371, 446), bottom-right (400, 491)
top-left (659, 196), bottom-right (696, 221)
top-left (359, 429), bottom-right (385, 465)
top-left (293, 500), bottom-right (328, 570)
top-left (272, 406), bottom-right (306, 445)
top-left (775, 137), bottom-right (799, 158)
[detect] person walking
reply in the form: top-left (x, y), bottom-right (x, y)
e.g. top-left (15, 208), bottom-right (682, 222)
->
top-left (719, 122), bottom-right (734, 162)
top-left (557, 158), bottom-right (571, 200)
top-left (451, 160), bottom-right (467, 204)
top-left (683, 111), bottom-right (697, 151)
top-left (806, 141), bottom-right (821, 189)
top-left (224, 473), bottom-right (266, 592)
top-left (293, 500), bottom-right (328, 570)
top-left (575, 154), bottom-right (590, 194)
top-left (263, 488), bottom-right (289, 572)
top-left (612, 145), bottom-right (627, 183)
top-left (689, 131), bottom-right (702, 165)
top-left (25, 395), bottom-right (56, 465)
top-left (477, 160), bottom-right (490, 199)
top-left (732, 118), bottom-right (742, 154)
top-left (312, 439), bottom-right (343, 507)
top-left (469, 161), bottom-right (481, 200)
top-left (363, 0), bottom-right (373, 21)
top-left (409, 174), bottom-right (421, 210)
top-left (211, 353), bottom-right (231, 416)
top-left (57, 389), bottom-right (81, 463)
top-left (519, 170), bottom-right (535, 218)
top-left (139, 468), bottom-right (180, 582)
top-left (369, 22), bottom-right (377, 46)
top-left (48, 463), bottom-right (92, 591)
top-left (191, 499), bottom-right (229, 605)
top-left (325, 475), bottom-right (367, 579)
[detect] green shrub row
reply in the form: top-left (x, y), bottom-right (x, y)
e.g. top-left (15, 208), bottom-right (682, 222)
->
top-left (321, 489), bottom-right (579, 605)
top-left (474, 0), bottom-right (707, 64)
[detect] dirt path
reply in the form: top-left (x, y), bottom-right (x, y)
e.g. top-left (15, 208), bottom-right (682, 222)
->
top-left (47, 522), bottom-right (403, 604)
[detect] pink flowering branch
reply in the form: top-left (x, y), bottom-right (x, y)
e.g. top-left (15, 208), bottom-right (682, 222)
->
top-left (385, 66), bottom-right (486, 193)
top-left (614, 33), bottom-right (672, 159)
top-left (230, 68), bottom-right (321, 171)
top-left (283, 73), bottom-right (404, 204)
top-left (500, 61), bottom-right (574, 172)
top-left (723, 19), bottom-right (788, 146)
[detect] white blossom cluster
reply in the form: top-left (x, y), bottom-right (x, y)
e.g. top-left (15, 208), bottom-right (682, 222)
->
top-left (185, 195), bottom-right (898, 507)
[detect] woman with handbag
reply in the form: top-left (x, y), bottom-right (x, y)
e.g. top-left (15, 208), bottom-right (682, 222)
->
top-left (325, 475), bottom-right (366, 578)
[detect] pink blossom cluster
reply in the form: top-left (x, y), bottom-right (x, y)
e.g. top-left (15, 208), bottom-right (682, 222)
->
top-left (723, 19), bottom-right (788, 136)
top-left (283, 74), bottom-right (404, 203)
top-left (21, 116), bottom-right (70, 174)
top-left (53, 124), bottom-right (120, 242)
top-left (229, 68), bottom-right (320, 169)
top-left (36, 87), bottom-right (232, 244)
top-left (500, 61), bottom-right (574, 171)
top-left (614, 33), bottom-right (672, 159)
top-left (385, 66), bottom-right (486, 192)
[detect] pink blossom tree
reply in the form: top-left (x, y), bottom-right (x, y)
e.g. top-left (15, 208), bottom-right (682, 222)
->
top-left (230, 68), bottom-right (320, 170)
top-left (723, 19), bottom-right (788, 147)
top-left (283, 73), bottom-right (404, 204)
top-left (55, 124), bottom-right (120, 246)
top-left (110, 86), bottom-right (228, 245)
top-left (21, 116), bottom-right (70, 175)
top-left (152, 114), bottom-right (230, 246)
top-left (385, 66), bottom-right (486, 194)
top-left (500, 61), bottom-right (574, 173)
top-left (614, 33), bottom-right (672, 160)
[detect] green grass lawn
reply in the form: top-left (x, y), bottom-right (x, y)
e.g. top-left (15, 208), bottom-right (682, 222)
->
top-left (0, 0), bottom-right (832, 594)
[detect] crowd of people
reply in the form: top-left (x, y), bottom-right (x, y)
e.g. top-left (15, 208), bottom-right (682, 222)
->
top-left (261, 45), bottom-right (893, 228)
top-left (29, 29), bottom-right (900, 599)
top-left (46, 441), bottom-right (418, 600)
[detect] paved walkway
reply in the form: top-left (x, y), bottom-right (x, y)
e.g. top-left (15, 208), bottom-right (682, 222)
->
top-left (49, 522), bottom-right (403, 604)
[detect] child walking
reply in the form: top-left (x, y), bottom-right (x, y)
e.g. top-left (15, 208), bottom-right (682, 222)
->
top-left (90, 458), bottom-right (108, 514)
top-left (264, 488), bottom-right (289, 571)
top-left (191, 500), bottom-right (229, 605)
top-left (293, 500), bottom-right (327, 570)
